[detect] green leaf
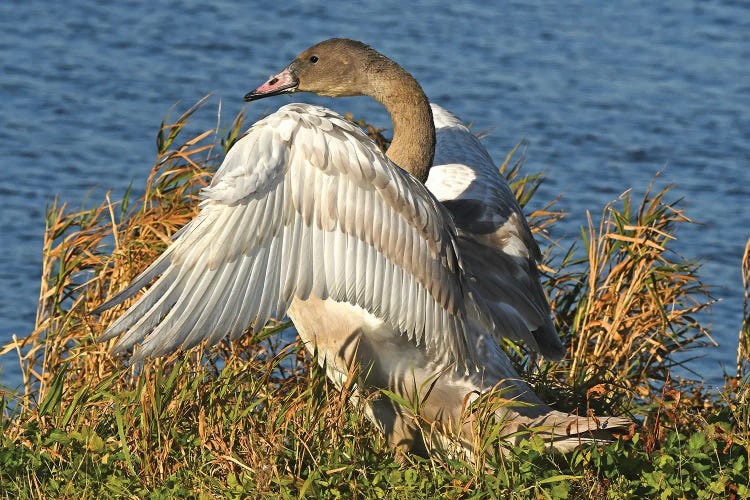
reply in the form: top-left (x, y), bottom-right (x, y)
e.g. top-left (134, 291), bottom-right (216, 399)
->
top-left (39, 362), bottom-right (68, 417)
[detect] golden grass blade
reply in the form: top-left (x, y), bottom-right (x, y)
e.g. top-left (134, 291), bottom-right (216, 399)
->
top-left (739, 237), bottom-right (750, 377)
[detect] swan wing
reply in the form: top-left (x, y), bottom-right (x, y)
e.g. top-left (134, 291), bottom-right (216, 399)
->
top-left (425, 104), bottom-right (564, 360)
top-left (96, 103), bottom-right (474, 364)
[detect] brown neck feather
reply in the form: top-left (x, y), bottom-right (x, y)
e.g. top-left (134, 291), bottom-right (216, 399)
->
top-left (366, 58), bottom-right (435, 183)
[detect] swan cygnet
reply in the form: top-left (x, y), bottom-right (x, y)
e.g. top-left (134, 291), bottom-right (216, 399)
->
top-left (96, 38), bottom-right (630, 461)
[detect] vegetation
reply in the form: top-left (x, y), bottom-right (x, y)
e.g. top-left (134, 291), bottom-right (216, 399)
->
top-left (1, 99), bottom-right (748, 498)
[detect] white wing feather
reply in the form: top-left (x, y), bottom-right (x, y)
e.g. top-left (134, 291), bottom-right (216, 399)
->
top-left (426, 104), bottom-right (564, 360)
top-left (97, 103), bottom-right (474, 365)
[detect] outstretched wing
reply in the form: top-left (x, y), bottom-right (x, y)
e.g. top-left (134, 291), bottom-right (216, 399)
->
top-left (96, 103), bottom-right (475, 365)
top-left (425, 104), bottom-right (564, 360)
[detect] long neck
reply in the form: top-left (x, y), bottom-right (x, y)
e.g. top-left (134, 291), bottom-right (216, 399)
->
top-left (367, 59), bottom-right (435, 183)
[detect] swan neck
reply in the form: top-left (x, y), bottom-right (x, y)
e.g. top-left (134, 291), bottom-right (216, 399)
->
top-left (369, 61), bottom-right (435, 183)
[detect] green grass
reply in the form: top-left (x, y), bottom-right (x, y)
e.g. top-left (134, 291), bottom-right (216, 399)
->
top-left (1, 98), bottom-right (748, 498)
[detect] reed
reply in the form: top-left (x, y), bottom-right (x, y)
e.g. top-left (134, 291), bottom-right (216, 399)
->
top-left (554, 180), bottom-right (714, 400)
top-left (1, 99), bottom-right (747, 498)
top-left (738, 237), bottom-right (750, 376)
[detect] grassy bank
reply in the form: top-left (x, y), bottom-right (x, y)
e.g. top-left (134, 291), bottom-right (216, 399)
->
top-left (1, 100), bottom-right (749, 498)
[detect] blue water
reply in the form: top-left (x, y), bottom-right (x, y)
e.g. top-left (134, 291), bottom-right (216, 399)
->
top-left (1, 1), bottom-right (748, 389)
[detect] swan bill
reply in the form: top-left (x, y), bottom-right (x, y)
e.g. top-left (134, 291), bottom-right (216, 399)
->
top-left (244, 67), bottom-right (299, 101)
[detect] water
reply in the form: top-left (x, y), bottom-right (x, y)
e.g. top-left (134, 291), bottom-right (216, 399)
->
top-left (1, 0), bottom-right (748, 389)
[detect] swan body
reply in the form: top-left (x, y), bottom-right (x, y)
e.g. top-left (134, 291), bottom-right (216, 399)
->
top-left (96, 39), bottom-right (628, 460)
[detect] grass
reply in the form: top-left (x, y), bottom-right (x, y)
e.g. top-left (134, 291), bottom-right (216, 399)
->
top-left (1, 98), bottom-right (749, 498)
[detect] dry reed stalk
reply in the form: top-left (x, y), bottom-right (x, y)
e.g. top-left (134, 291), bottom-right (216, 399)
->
top-left (738, 237), bottom-right (750, 377)
top-left (549, 180), bottom-right (715, 399)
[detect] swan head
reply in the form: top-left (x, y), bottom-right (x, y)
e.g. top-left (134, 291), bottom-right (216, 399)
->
top-left (245, 38), bottom-right (381, 102)
top-left (244, 38), bottom-right (434, 181)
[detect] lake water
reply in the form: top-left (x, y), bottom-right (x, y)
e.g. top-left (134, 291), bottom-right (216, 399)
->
top-left (1, 0), bottom-right (748, 388)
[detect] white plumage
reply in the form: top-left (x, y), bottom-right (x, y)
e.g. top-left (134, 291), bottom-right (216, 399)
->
top-left (96, 38), bottom-right (629, 459)
top-left (99, 103), bottom-right (474, 365)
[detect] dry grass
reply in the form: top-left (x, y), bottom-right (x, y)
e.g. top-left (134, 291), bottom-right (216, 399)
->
top-left (738, 237), bottom-right (750, 376)
top-left (553, 180), bottom-right (714, 400)
top-left (498, 157), bottom-right (714, 407)
top-left (0, 98), bottom-right (746, 498)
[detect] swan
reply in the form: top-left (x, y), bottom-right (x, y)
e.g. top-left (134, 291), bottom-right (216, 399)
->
top-left (95, 38), bottom-right (628, 460)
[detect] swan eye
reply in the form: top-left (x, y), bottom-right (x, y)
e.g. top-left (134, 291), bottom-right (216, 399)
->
top-left (309, 55), bottom-right (319, 63)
